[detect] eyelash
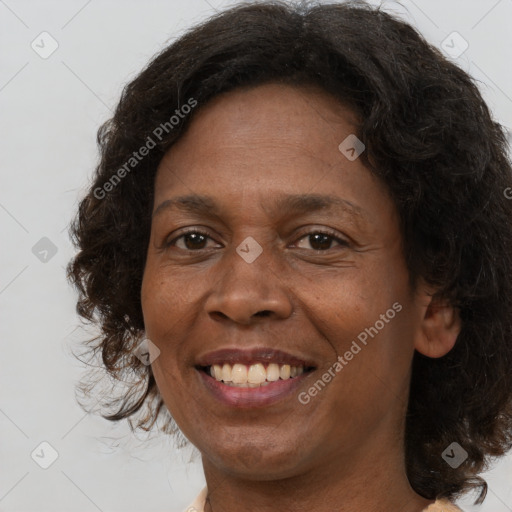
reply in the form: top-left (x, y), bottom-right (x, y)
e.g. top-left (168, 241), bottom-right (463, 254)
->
top-left (164, 227), bottom-right (349, 251)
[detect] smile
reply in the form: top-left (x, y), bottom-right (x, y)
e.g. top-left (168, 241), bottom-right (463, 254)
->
top-left (202, 362), bottom-right (310, 387)
top-left (194, 347), bottom-right (316, 407)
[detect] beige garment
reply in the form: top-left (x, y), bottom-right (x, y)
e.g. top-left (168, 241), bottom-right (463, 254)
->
top-left (182, 486), bottom-right (462, 511)
top-left (424, 499), bottom-right (462, 511)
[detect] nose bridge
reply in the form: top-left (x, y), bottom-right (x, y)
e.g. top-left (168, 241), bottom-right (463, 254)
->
top-left (205, 236), bottom-right (292, 323)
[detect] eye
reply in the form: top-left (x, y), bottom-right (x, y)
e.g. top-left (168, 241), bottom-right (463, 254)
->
top-left (165, 229), bottom-right (221, 251)
top-left (163, 228), bottom-right (348, 252)
top-left (294, 230), bottom-right (349, 251)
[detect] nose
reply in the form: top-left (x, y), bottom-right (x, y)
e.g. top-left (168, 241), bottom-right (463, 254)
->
top-left (204, 243), bottom-right (293, 325)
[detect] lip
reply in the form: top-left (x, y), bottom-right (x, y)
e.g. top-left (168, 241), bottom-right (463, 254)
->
top-left (197, 367), bottom-right (314, 408)
top-left (195, 347), bottom-right (316, 367)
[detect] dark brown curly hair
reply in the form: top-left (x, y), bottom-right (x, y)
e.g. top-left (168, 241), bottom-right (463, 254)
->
top-left (67, 0), bottom-right (512, 505)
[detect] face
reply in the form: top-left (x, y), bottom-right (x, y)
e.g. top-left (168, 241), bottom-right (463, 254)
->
top-left (141, 83), bottom-right (428, 480)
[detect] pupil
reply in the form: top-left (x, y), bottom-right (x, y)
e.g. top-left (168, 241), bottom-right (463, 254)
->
top-left (311, 233), bottom-right (331, 250)
top-left (185, 233), bottom-right (206, 249)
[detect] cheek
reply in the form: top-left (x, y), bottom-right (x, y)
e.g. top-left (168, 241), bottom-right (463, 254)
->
top-left (334, 303), bottom-right (416, 414)
top-left (141, 269), bottom-right (182, 386)
top-left (141, 258), bottom-right (160, 333)
top-left (141, 260), bottom-right (191, 339)
top-left (303, 265), bottom-right (414, 390)
top-left (302, 268), bottom-right (396, 348)
top-left (142, 270), bottom-right (192, 424)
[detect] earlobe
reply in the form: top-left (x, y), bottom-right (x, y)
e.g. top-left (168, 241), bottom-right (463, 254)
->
top-left (414, 293), bottom-right (462, 359)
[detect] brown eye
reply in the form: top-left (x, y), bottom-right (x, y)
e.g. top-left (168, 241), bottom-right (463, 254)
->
top-left (166, 230), bottom-right (220, 250)
top-left (295, 230), bottom-right (348, 251)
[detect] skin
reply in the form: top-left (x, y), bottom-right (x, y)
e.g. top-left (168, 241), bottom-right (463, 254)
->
top-left (140, 83), bottom-right (461, 512)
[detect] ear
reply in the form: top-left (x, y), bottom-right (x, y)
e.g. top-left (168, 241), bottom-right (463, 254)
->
top-left (413, 284), bottom-right (461, 359)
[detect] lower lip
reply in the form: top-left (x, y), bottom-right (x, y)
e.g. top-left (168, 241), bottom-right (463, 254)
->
top-left (197, 369), bottom-right (312, 408)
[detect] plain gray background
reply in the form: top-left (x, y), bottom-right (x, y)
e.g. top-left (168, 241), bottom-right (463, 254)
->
top-left (1, 0), bottom-right (511, 511)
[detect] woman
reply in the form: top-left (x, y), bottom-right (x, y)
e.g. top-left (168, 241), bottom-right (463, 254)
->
top-left (67, 2), bottom-right (512, 511)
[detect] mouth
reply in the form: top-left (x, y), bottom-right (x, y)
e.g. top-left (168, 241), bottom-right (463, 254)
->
top-left (196, 362), bottom-right (315, 387)
top-left (194, 348), bottom-right (317, 408)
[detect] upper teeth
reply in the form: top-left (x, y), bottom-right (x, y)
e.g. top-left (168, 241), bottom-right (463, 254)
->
top-left (209, 363), bottom-right (304, 386)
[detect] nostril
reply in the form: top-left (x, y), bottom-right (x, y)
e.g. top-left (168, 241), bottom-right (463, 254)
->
top-left (254, 310), bottom-right (272, 317)
top-left (211, 311), bottom-right (229, 320)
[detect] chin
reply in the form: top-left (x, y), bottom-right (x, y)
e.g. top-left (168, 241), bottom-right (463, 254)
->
top-left (207, 441), bottom-right (309, 480)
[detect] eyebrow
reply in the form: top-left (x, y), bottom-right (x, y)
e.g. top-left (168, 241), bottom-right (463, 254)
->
top-left (152, 193), bottom-right (366, 221)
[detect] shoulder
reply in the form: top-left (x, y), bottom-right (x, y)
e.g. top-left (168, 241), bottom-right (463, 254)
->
top-left (183, 486), bottom-right (207, 512)
top-left (424, 499), bottom-right (462, 511)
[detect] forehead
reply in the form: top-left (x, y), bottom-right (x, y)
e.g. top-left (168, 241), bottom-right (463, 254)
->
top-left (175, 82), bottom-right (359, 152)
top-left (154, 82), bottom-right (365, 190)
